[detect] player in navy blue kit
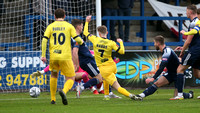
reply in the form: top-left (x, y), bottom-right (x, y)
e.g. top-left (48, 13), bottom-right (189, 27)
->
top-left (173, 5), bottom-right (200, 100)
top-left (70, 19), bottom-right (103, 98)
top-left (136, 36), bottom-right (193, 100)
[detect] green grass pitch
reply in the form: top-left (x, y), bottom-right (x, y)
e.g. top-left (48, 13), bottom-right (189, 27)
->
top-left (0, 88), bottom-right (200, 113)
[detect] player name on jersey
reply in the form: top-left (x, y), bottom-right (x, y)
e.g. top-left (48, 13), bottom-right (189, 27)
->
top-left (96, 44), bottom-right (107, 49)
top-left (53, 27), bottom-right (65, 31)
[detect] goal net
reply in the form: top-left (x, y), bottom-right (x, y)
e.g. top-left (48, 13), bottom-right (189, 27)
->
top-left (0, 0), bottom-right (97, 93)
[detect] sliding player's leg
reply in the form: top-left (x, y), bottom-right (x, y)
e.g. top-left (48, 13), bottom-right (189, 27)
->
top-left (109, 85), bottom-right (122, 99)
top-left (76, 73), bottom-right (102, 98)
top-left (103, 71), bottom-right (141, 100)
top-left (75, 72), bottom-right (99, 94)
top-left (138, 76), bottom-right (169, 99)
top-left (76, 61), bottom-right (103, 98)
top-left (99, 63), bottom-right (138, 100)
top-left (111, 79), bottom-right (141, 100)
top-left (101, 80), bottom-right (121, 99)
top-left (79, 74), bottom-right (102, 90)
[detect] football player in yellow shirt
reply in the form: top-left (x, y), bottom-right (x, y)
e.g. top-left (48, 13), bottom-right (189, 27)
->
top-left (83, 15), bottom-right (142, 101)
top-left (41, 8), bottom-right (83, 105)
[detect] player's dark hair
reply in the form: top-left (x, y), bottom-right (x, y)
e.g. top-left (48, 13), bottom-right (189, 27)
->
top-left (55, 8), bottom-right (65, 18)
top-left (187, 4), bottom-right (197, 14)
top-left (71, 19), bottom-right (83, 28)
top-left (154, 35), bottom-right (165, 45)
top-left (197, 8), bottom-right (200, 15)
top-left (97, 25), bottom-right (107, 35)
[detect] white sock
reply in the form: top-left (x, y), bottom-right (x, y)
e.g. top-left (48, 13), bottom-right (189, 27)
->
top-left (99, 83), bottom-right (104, 92)
top-left (189, 93), bottom-right (192, 98)
top-left (91, 86), bottom-right (96, 92)
top-left (129, 94), bottom-right (133, 98)
top-left (178, 93), bottom-right (183, 97)
top-left (39, 70), bottom-right (45, 75)
top-left (81, 86), bottom-right (85, 90)
top-left (139, 93), bottom-right (145, 98)
top-left (109, 92), bottom-right (113, 95)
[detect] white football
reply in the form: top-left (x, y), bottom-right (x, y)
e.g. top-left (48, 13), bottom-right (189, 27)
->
top-left (29, 87), bottom-right (40, 98)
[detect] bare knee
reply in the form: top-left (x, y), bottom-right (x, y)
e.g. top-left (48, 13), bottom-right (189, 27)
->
top-left (95, 74), bottom-right (103, 83)
top-left (177, 67), bottom-right (184, 74)
top-left (177, 65), bottom-right (187, 74)
top-left (154, 82), bottom-right (161, 88)
top-left (112, 81), bottom-right (120, 90)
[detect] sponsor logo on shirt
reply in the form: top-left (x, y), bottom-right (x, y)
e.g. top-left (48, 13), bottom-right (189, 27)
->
top-left (162, 58), bottom-right (168, 61)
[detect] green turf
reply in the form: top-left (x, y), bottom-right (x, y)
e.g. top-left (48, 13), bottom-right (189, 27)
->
top-left (0, 88), bottom-right (200, 113)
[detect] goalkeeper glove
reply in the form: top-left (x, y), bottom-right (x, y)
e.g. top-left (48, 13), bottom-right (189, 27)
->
top-left (31, 71), bottom-right (42, 78)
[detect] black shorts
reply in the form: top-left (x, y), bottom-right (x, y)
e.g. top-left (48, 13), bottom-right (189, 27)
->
top-left (163, 72), bottom-right (177, 84)
top-left (80, 61), bottom-right (100, 77)
top-left (181, 51), bottom-right (200, 69)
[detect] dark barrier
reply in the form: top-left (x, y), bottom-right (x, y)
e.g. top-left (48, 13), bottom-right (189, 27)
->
top-left (113, 50), bottom-right (199, 88)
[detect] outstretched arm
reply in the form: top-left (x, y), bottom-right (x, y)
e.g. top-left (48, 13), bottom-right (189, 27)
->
top-left (83, 15), bottom-right (92, 37)
top-left (146, 61), bottom-right (167, 84)
top-left (83, 15), bottom-right (97, 43)
top-left (180, 25), bottom-right (200, 35)
top-left (152, 61), bottom-right (167, 79)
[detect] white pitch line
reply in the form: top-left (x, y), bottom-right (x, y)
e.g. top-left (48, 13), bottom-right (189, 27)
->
top-left (0, 95), bottom-right (104, 101)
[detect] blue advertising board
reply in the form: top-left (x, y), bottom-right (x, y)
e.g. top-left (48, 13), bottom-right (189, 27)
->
top-left (113, 50), bottom-right (197, 88)
top-left (0, 51), bottom-right (65, 90)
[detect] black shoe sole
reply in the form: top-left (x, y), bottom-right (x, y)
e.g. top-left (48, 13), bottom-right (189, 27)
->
top-left (51, 100), bottom-right (56, 104)
top-left (59, 91), bottom-right (68, 105)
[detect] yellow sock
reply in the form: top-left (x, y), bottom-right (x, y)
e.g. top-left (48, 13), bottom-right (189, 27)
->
top-left (117, 87), bottom-right (131, 97)
top-left (50, 77), bottom-right (57, 101)
top-left (63, 79), bottom-right (74, 94)
top-left (103, 80), bottom-right (109, 95)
